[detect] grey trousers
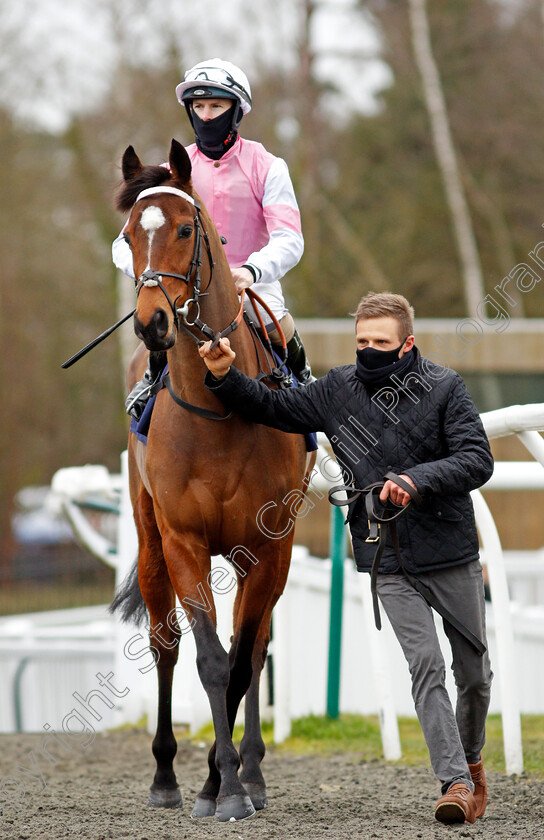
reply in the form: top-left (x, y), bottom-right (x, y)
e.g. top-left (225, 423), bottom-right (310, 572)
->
top-left (375, 560), bottom-right (493, 795)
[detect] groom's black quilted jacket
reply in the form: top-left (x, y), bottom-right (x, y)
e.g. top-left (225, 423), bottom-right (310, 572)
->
top-left (205, 348), bottom-right (494, 575)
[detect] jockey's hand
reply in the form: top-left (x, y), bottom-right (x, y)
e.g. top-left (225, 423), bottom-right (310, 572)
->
top-left (379, 474), bottom-right (417, 507)
top-left (199, 337), bottom-right (236, 379)
top-left (231, 267), bottom-right (254, 293)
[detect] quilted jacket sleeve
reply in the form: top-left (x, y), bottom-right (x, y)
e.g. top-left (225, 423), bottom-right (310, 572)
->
top-left (403, 374), bottom-right (494, 496)
top-left (205, 366), bottom-right (330, 434)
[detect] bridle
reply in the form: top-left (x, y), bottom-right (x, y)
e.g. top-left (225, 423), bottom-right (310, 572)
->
top-left (133, 185), bottom-right (244, 348)
top-left (61, 183), bottom-right (284, 413)
top-left (60, 184), bottom-right (244, 373)
top-left (130, 184), bottom-right (251, 421)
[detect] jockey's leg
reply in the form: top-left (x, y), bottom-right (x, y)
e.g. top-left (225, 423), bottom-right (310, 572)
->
top-left (268, 314), bottom-right (316, 386)
top-left (125, 350), bottom-right (167, 420)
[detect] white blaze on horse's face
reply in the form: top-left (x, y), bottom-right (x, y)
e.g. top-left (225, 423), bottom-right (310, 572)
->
top-left (140, 205), bottom-right (166, 269)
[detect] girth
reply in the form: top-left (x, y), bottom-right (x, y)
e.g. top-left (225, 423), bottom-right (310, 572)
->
top-left (329, 472), bottom-right (486, 656)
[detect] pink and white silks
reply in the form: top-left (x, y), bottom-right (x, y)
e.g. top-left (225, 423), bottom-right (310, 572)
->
top-left (112, 137), bottom-right (304, 323)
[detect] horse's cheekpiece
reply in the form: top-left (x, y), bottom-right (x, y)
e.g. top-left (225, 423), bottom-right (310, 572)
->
top-left (328, 474), bottom-right (486, 655)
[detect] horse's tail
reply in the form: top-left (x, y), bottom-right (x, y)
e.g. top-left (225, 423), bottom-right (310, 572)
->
top-left (109, 559), bottom-right (148, 626)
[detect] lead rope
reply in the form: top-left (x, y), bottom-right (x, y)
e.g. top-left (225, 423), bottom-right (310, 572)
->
top-left (329, 472), bottom-right (486, 655)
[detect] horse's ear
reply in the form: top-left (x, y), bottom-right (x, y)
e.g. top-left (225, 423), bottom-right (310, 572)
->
top-left (122, 146), bottom-right (143, 182)
top-left (169, 139), bottom-right (192, 187)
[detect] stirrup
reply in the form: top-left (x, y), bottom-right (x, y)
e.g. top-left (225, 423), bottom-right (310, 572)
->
top-left (125, 381), bottom-right (154, 420)
top-left (125, 372), bottom-right (164, 420)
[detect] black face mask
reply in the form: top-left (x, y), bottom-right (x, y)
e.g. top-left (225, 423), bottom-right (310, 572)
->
top-left (357, 342), bottom-right (405, 370)
top-left (192, 105), bottom-right (237, 157)
top-left (355, 342), bottom-right (415, 387)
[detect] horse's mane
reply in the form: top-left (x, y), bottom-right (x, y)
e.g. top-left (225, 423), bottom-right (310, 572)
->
top-left (116, 165), bottom-right (176, 213)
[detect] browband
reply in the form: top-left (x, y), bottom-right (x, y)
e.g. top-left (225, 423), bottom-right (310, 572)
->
top-left (136, 186), bottom-right (195, 206)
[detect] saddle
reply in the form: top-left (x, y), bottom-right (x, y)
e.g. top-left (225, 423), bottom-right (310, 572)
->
top-left (329, 472), bottom-right (486, 655)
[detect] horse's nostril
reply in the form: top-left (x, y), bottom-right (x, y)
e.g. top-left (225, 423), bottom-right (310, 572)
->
top-left (153, 309), bottom-right (169, 338)
top-left (134, 314), bottom-right (145, 341)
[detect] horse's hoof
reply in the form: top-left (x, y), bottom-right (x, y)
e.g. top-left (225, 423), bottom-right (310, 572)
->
top-left (191, 796), bottom-right (216, 818)
top-left (243, 782), bottom-right (268, 811)
top-left (215, 793), bottom-right (255, 822)
top-left (147, 786), bottom-right (182, 808)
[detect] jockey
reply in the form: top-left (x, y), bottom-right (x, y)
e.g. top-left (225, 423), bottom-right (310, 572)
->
top-left (113, 58), bottom-right (314, 420)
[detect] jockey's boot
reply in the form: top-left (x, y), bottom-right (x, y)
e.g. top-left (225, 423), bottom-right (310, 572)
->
top-left (284, 329), bottom-right (316, 386)
top-left (125, 350), bottom-right (167, 421)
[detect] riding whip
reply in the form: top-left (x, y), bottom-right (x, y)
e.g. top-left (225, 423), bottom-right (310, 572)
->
top-left (61, 309), bottom-right (136, 369)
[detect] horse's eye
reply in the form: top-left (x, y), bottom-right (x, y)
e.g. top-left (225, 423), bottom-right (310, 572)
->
top-left (123, 233), bottom-right (131, 246)
top-left (177, 224), bottom-right (193, 239)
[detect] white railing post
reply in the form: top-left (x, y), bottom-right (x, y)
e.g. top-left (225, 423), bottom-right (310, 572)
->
top-left (477, 403), bottom-right (544, 774)
top-left (272, 591), bottom-right (291, 743)
top-left (471, 489), bottom-right (523, 775)
top-left (517, 429), bottom-right (544, 468)
top-left (112, 449), bottom-right (147, 726)
top-left (313, 434), bottom-right (401, 759)
top-left (358, 572), bottom-right (402, 760)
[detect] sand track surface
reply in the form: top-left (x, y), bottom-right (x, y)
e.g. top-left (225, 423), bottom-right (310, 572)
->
top-left (1, 731), bottom-right (543, 839)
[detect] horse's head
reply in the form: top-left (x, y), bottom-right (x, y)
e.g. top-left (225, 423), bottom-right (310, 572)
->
top-left (117, 139), bottom-right (204, 351)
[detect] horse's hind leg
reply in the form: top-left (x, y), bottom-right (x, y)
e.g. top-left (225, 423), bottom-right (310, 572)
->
top-left (134, 491), bottom-right (182, 809)
top-left (148, 637), bottom-right (182, 808)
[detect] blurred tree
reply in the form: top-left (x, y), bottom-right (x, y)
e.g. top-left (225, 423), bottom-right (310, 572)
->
top-left (408, 0), bottom-right (486, 314)
top-left (0, 33), bottom-right (190, 566)
top-left (2, 0), bottom-right (544, 573)
top-left (0, 110), bottom-right (126, 562)
top-left (322, 0), bottom-right (544, 318)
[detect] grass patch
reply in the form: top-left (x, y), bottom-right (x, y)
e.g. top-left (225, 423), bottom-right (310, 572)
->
top-left (189, 713), bottom-right (544, 776)
top-left (0, 581), bottom-right (114, 615)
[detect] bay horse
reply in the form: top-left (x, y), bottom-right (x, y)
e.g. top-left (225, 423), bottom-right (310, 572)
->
top-left (112, 139), bottom-right (312, 822)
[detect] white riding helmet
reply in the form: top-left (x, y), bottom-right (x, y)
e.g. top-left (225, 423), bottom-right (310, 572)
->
top-left (175, 59), bottom-right (252, 116)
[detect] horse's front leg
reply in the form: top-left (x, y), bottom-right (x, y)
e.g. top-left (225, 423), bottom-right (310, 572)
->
top-left (162, 536), bottom-right (254, 822)
top-left (190, 611), bottom-right (255, 821)
top-left (191, 633), bottom-right (252, 817)
top-left (193, 545), bottom-right (289, 816)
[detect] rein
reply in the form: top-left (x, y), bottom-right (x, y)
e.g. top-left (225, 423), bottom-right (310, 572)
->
top-left (61, 184), bottom-right (290, 420)
top-left (329, 473), bottom-right (486, 655)
top-left (134, 186), bottom-right (267, 421)
top-left (134, 186), bottom-right (248, 352)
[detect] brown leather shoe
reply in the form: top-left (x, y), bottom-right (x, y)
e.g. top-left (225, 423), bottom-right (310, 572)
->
top-left (435, 783), bottom-right (477, 824)
top-left (468, 759), bottom-right (487, 818)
